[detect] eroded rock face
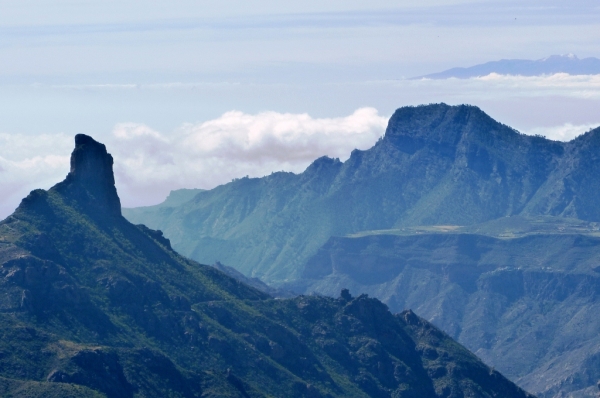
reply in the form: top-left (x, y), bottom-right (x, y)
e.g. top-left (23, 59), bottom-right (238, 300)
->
top-left (54, 134), bottom-right (121, 217)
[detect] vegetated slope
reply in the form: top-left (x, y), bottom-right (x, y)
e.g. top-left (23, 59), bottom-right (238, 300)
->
top-left (124, 103), bottom-right (600, 284)
top-left (296, 219), bottom-right (600, 398)
top-left (412, 54), bottom-right (600, 79)
top-left (0, 135), bottom-right (532, 397)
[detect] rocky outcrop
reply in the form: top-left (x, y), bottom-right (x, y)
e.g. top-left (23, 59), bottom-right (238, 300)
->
top-left (53, 134), bottom-right (121, 217)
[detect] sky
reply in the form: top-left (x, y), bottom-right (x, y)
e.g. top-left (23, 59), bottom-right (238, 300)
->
top-left (1, 0), bottom-right (600, 218)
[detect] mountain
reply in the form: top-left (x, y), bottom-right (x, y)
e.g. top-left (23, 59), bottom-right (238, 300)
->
top-left (297, 216), bottom-right (600, 397)
top-left (123, 103), bottom-right (600, 284)
top-left (0, 134), bottom-right (531, 397)
top-left (123, 104), bottom-right (600, 397)
top-left (412, 54), bottom-right (600, 79)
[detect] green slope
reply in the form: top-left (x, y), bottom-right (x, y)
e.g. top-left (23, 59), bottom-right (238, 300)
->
top-left (0, 134), bottom-right (533, 397)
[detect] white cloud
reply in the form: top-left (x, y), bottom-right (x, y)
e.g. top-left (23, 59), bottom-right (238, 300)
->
top-left (474, 73), bottom-right (600, 98)
top-left (0, 132), bottom-right (71, 218)
top-left (109, 107), bottom-right (387, 207)
top-left (522, 122), bottom-right (599, 141)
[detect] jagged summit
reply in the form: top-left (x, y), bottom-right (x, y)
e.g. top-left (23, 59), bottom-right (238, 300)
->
top-left (52, 134), bottom-right (121, 217)
top-left (303, 155), bottom-right (342, 173)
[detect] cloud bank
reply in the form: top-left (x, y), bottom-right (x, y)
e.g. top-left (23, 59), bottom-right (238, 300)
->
top-left (522, 123), bottom-right (599, 142)
top-left (110, 107), bottom-right (387, 207)
top-left (406, 73), bottom-right (600, 100)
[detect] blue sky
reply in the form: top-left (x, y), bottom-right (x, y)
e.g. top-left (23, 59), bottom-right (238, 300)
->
top-left (1, 0), bottom-right (600, 217)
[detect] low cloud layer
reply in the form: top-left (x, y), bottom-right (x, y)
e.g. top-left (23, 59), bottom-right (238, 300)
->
top-left (110, 107), bottom-right (387, 207)
top-left (408, 73), bottom-right (600, 99)
top-left (523, 123), bottom-right (599, 142)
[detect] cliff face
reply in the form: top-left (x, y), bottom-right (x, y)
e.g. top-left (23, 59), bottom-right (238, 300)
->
top-left (53, 134), bottom-right (122, 217)
top-left (0, 135), bottom-right (532, 397)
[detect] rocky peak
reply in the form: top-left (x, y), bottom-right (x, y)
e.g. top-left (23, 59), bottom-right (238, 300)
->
top-left (69, 134), bottom-right (115, 184)
top-left (54, 134), bottom-right (121, 217)
top-left (384, 104), bottom-right (495, 142)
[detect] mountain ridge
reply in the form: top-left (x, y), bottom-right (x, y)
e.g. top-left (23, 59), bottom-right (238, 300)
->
top-left (294, 226), bottom-right (600, 397)
top-left (124, 103), bottom-right (600, 282)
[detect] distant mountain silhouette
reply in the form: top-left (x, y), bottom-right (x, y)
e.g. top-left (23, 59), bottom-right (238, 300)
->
top-left (413, 54), bottom-right (600, 79)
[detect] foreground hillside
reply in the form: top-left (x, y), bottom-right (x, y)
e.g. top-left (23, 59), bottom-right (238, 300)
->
top-left (124, 103), bottom-right (600, 284)
top-left (0, 134), bottom-right (531, 397)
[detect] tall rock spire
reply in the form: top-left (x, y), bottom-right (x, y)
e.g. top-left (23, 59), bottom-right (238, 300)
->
top-left (54, 134), bottom-right (121, 217)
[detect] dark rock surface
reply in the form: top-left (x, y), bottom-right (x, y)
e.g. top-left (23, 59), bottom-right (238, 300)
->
top-left (53, 134), bottom-right (121, 217)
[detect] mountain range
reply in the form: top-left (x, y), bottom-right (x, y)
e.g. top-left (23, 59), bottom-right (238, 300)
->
top-left (124, 103), bottom-right (600, 397)
top-left (413, 54), bottom-right (600, 79)
top-left (0, 134), bottom-right (531, 397)
top-left (124, 103), bottom-right (600, 283)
